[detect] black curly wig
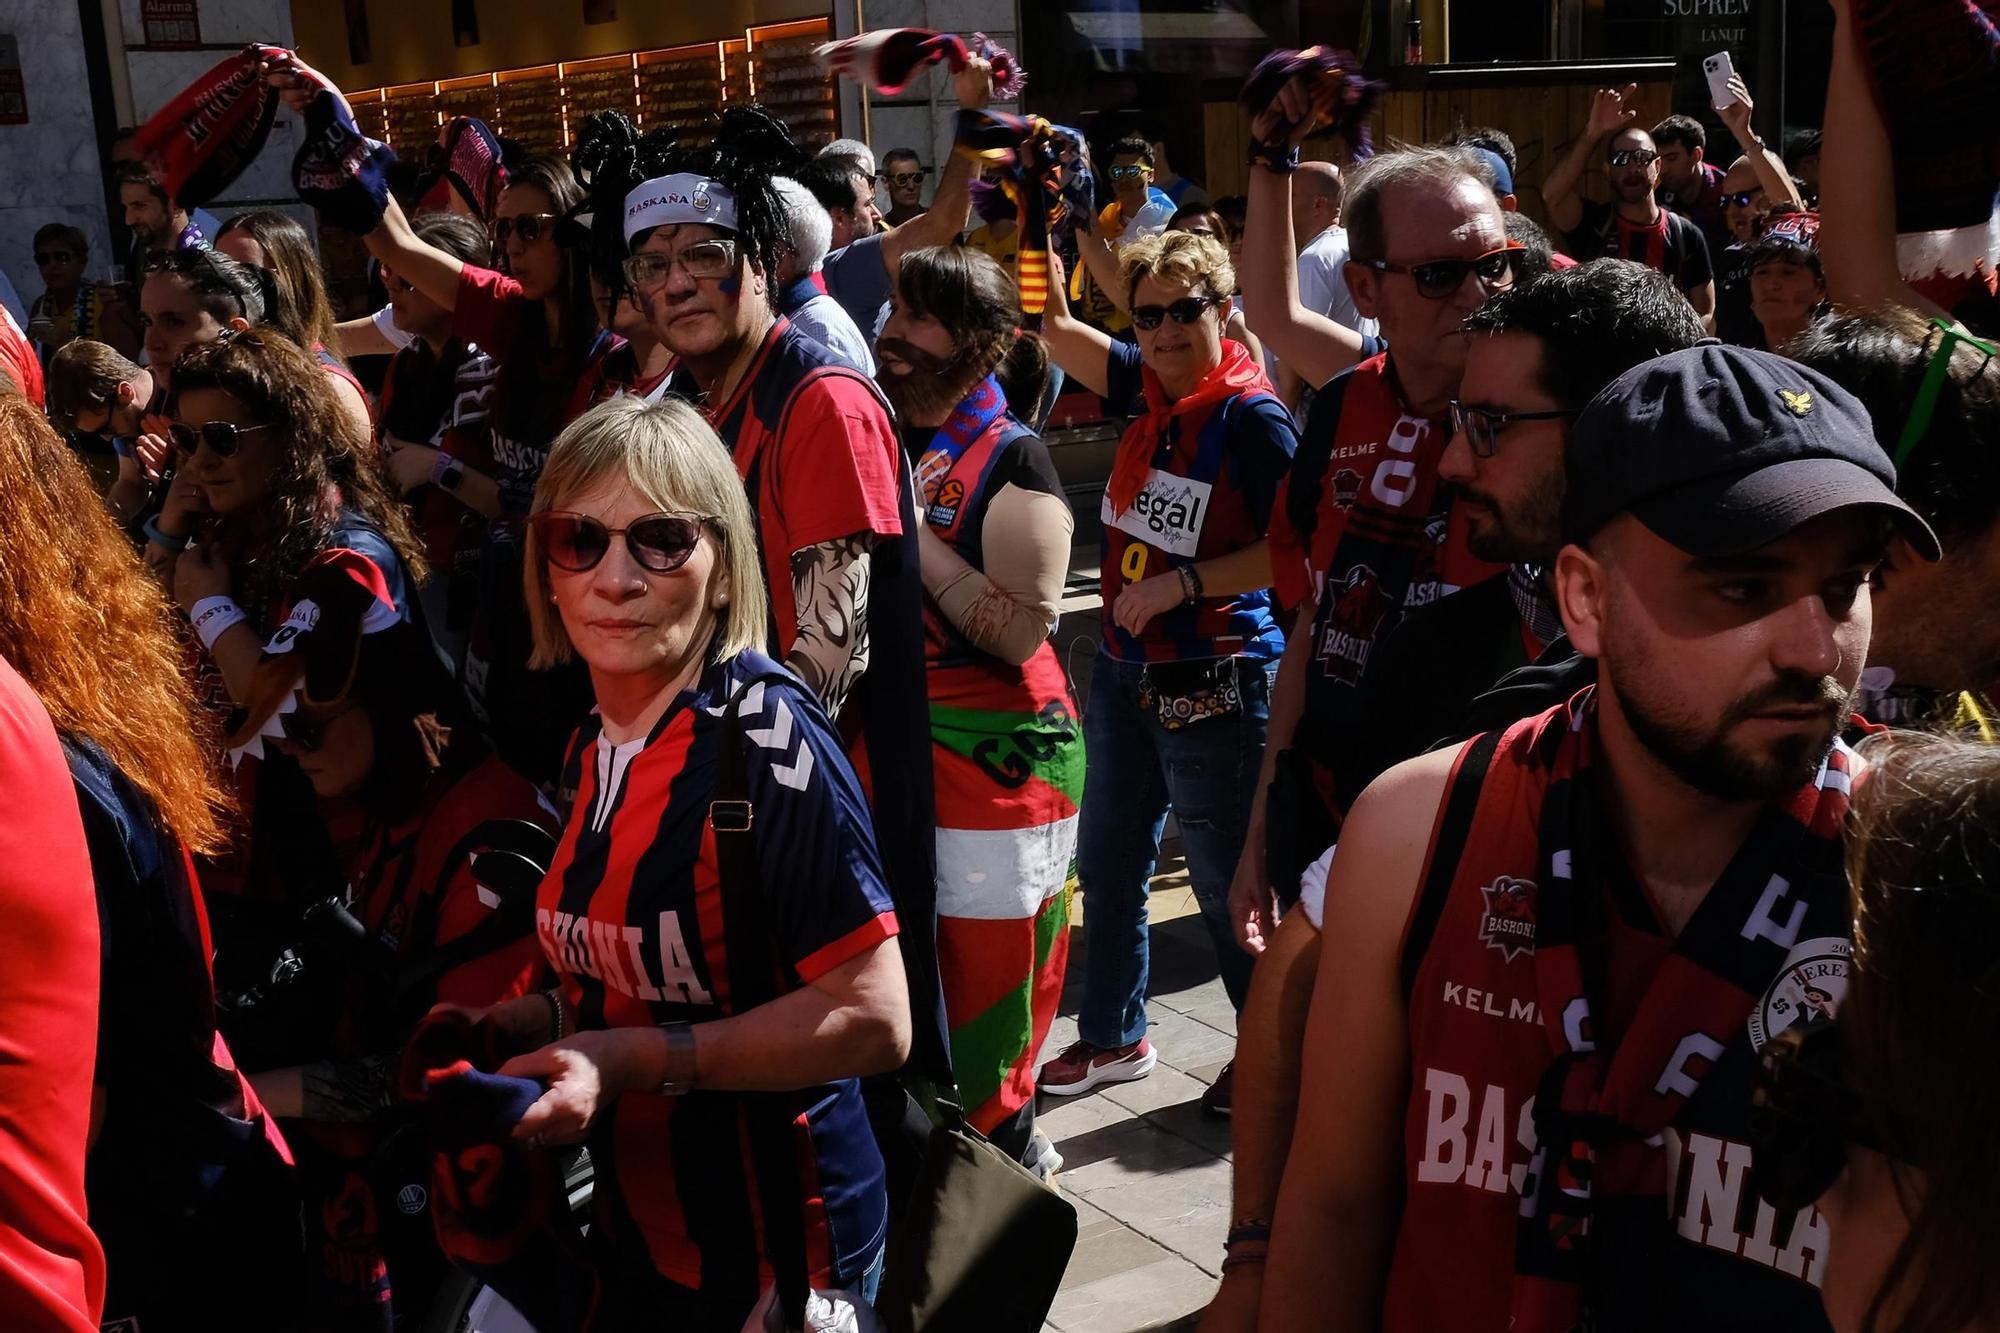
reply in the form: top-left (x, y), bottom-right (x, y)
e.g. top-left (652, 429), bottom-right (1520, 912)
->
top-left (570, 105), bottom-right (810, 297)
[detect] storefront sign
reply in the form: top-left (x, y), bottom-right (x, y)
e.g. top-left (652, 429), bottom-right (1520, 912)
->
top-left (141, 0), bottom-right (202, 49)
top-left (0, 36), bottom-right (26, 126)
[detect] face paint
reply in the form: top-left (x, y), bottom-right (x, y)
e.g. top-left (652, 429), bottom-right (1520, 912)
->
top-left (719, 275), bottom-right (742, 297)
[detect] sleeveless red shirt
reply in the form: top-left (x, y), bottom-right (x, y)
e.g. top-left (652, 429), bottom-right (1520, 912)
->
top-left (1386, 705), bottom-right (1847, 1333)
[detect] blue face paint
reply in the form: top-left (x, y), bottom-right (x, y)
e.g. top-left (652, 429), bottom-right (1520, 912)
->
top-left (719, 275), bottom-right (742, 297)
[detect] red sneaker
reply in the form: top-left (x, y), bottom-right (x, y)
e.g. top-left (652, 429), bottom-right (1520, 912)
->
top-left (1037, 1038), bottom-right (1158, 1097)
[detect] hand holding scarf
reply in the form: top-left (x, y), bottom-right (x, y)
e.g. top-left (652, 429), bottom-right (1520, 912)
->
top-left (955, 110), bottom-right (1092, 317)
top-left (815, 27), bottom-right (1026, 99)
top-left (1237, 46), bottom-right (1386, 161)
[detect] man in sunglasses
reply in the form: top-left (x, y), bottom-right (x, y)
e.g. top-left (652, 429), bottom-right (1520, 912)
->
top-left (1543, 86), bottom-right (1716, 319)
top-left (1262, 343), bottom-right (1937, 1331)
top-left (879, 148), bottom-right (927, 227)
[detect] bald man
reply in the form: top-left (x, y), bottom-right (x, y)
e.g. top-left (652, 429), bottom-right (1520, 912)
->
top-left (1274, 160), bottom-right (1376, 412)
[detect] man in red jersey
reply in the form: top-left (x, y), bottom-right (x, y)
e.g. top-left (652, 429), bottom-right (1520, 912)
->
top-left (0, 654), bottom-right (104, 1332)
top-left (1259, 346), bottom-right (1937, 1333)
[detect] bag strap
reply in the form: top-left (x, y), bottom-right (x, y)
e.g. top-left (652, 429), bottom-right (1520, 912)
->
top-left (713, 669), bottom-right (817, 1330)
top-left (1398, 728), bottom-right (1502, 1003)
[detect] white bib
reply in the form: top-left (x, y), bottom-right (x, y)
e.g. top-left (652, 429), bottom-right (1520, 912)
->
top-left (1101, 468), bottom-right (1213, 560)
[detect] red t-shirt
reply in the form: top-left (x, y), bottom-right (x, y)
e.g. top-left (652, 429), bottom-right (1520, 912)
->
top-left (0, 308), bottom-right (44, 408)
top-left (0, 657), bottom-right (105, 1331)
top-left (690, 320), bottom-right (904, 652)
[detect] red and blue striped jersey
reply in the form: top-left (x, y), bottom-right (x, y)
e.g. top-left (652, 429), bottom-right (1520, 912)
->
top-left (540, 651), bottom-right (898, 1292)
top-left (1098, 341), bottom-right (1295, 664)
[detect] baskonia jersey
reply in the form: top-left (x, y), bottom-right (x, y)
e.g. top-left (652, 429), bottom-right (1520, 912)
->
top-left (542, 651), bottom-right (898, 1293)
top-left (1565, 201), bottom-right (1715, 296)
top-left (1387, 704), bottom-right (1847, 1333)
top-left (1099, 339), bottom-right (1295, 664)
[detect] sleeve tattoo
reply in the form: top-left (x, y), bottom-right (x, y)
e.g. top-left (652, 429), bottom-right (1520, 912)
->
top-left (788, 531), bottom-right (874, 719)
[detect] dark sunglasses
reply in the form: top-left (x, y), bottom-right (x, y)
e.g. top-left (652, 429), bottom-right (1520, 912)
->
top-left (493, 213), bottom-right (559, 246)
top-left (1448, 401), bottom-right (1583, 458)
top-left (1363, 244), bottom-right (1523, 300)
top-left (533, 510), bottom-right (712, 575)
top-left (1723, 191), bottom-right (1760, 208)
top-left (35, 250), bottom-right (75, 264)
top-left (170, 419), bottom-right (275, 458)
top-left (1109, 164), bottom-right (1152, 181)
top-left (1607, 148), bottom-right (1660, 167)
top-left (1750, 1023), bottom-right (1899, 1212)
top-left (1132, 296), bottom-right (1220, 331)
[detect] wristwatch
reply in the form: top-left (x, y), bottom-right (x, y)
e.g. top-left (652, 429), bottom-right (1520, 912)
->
top-left (657, 1022), bottom-right (698, 1096)
top-left (431, 450), bottom-right (467, 493)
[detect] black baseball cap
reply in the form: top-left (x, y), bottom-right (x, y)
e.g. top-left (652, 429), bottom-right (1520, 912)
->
top-left (1563, 344), bottom-right (1941, 560)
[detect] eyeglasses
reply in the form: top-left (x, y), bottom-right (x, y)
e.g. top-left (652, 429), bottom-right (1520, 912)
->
top-left (492, 213), bottom-right (559, 246)
top-left (1750, 1024), bottom-right (1895, 1212)
top-left (1607, 148), bottom-right (1660, 167)
top-left (622, 239), bottom-right (739, 291)
top-left (1448, 401), bottom-right (1583, 458)
top-left (1131, 296), bottom-right (1221, 330)
top-left (35, 250), bottom-right (75, 264)
top-left (1109, 164), bottom-right (1152, 181)
top-left (1723, 191), bottom-right (1761, 209)
top-left (1362, 244), bottom-right (1523, 300)
top-left (880, 170), bottom-right (924, 186)
top-left (170, 419), bottom-right (275, 458)
top-left (532, 510), bottom-right (713, 575)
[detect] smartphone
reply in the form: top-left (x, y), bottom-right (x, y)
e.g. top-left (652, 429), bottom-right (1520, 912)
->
top-left (1704, 51), bottom-right (1738, 108)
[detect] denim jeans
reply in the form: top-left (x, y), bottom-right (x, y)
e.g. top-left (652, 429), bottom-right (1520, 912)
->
top-left (1076, 650), bottom-right (1274, 1049)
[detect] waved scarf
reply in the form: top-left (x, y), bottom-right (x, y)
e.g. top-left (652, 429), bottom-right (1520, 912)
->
top-left (1854, 0), bottom-right (2000, 275)
top-left (815, 27), bottom-right (1026, 99)
top-left (1510, 688), bottom-right (1855, 1332)
top-left (130, 45), bottom-right (282, 208)
top-left (418, 116), bottom-right (507, 221)
top-left (1237, 45), bottom-right (1386, 160)
top-left (1107, 338), bottom-right (1272, 516)
top-left (288, 56), bottom-right (399, 233)
top-left (955, 109), bottom-right (1093, 317)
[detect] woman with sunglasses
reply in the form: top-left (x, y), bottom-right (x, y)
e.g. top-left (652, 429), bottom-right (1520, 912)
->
top-left (1037, 230), bottom-right (1296, 1101)
top-left (418, 396), bottom-right (909, 1327)
top-left (216, 210), bottom-right (375, 441)
top-left (1752, 732), bottom-right (2000, 1333)
top-left (0, 392), bottom-right (303, 1330)
top-left (215, 544), bottom-right (555, 1326)
top-left (148, 334), bottom-right (428, 930)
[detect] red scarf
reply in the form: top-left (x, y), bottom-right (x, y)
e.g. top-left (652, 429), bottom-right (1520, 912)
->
top-left (1106, 338), bottom-right (1272, 515)
top-left (1511, 688), bottom-right (1856, 1331)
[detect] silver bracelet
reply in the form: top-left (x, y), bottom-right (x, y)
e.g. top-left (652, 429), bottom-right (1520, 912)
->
top-left (544, 986), bottom-right (565, 1043)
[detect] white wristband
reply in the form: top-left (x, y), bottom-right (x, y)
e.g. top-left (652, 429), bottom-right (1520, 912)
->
top-left (190, 595), bottom-right (248, 651)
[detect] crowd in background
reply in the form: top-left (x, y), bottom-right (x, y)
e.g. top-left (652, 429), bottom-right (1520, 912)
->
top-left (0, 3), bottom-right (1995, 1330)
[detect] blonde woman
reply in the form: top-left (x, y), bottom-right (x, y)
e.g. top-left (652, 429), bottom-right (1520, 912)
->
top-left (438, 396), bottom-right (910, 1327)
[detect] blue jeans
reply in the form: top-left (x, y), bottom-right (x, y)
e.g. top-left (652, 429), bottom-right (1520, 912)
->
top-left (1076, 650), bottom-right (1273, 1049)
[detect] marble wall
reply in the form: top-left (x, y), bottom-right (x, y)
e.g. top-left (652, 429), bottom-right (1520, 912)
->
top-left (0, 0), bottom-right (301, 320)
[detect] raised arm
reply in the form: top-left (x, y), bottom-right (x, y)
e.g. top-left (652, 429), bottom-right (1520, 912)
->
top-left (1040, 253), bottom-right (1115, 398)
top-left (1541, 85), bottom-right (1635, 236)
top-left (882, 58), bottom-right (993, 271)
top-left (1715, 75), bottom-right (1804, 212)
top-left (1818, 0), bottom-right (1943, 316)
top-left (1258, 750), bottom-right (1453, 1331)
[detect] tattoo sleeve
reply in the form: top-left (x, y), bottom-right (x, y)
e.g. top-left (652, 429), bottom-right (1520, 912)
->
top-left (787, 531), bottom-right (874, 720)
top-left (300, 1051), bottom-right (397, 1123)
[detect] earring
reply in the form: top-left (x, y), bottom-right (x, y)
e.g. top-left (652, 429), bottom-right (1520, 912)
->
top-left (713, 591), bottom-right (730, 607)
top-left (550, 592), bottom-right (559, 603)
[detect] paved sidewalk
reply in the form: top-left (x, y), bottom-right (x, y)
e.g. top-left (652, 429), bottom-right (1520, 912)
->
top-left (1035, 858), bottom-right (1235, 1333)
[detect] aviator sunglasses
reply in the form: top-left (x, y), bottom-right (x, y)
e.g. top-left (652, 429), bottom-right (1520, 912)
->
top-left (170, 419), bottom-right (275, 458)
top-left (1607, 148), bottom-right (1660, 167)
top-left (1132, 296), bottom-right (1221, 331)
top-left (532, 510), bottom-right (713, 574)
top-left (492, 213), bottom-right (560, 246)
top-left (1361, 243), bottom-right (1523, 300)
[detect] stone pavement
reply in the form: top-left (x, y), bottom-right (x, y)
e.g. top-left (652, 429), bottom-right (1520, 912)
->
top-left (1033, 856), bottom-right (1235, 1333)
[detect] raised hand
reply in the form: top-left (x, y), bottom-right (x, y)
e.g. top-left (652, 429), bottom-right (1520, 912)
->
top-left (1717, 74), bottom-right (1756, 140)
top-left (1586, 84), bottom-right (1639, 140)
top-left (952, 53), bottom-right (994, 111)
top-left (1249, 73), bottom-right (1329, 151)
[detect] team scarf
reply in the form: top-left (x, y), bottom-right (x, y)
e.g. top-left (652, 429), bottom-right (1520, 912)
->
top-left (1107, 338), bottom-right (1272, 516)
top-left (1854, 0), bottom-right (2000, 276)
top-left (1510, 688), bottom-right (1855, 1332)
top-left (417, 116), bottom-right (507, 221)
top-left (288, 57), bottom-right (399, 234)
top-left (814, 27), bottom-right (1026, 99)
top-left (129, 44), bottom-right (283, 209)
top-left (914, 374), bottom-right (1010, 530)
top-left (1237, 45), bottom-right (1386, 160)
top-left (954, 109), bottom-right (1094, 316)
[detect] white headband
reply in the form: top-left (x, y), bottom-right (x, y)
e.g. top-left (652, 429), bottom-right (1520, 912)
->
top-left (623, 174), bottom-right (738, 243)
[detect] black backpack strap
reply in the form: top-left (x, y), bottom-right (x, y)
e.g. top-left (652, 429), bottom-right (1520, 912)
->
top-left (1398, 729), bottom-right (1502, 1004)
top-left (391, 817), bottom-right (558, 1012)
top-left (713, 669), bottom-right (817, 1330)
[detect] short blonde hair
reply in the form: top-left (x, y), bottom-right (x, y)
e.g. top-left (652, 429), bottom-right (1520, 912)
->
top-left (524, 396), bottom-right (769, 669)
top-left (1120, 229), bottom-right (1234, 309)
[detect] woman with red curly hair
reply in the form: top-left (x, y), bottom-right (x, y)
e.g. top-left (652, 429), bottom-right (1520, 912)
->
top-left (0, 392), bottom-right (301, 1329)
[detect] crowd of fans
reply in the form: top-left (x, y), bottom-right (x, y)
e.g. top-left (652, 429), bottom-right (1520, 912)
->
top-left (0, 6), bottom-right (1994, 1331)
